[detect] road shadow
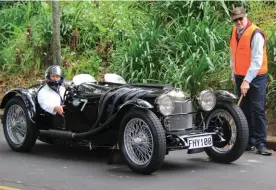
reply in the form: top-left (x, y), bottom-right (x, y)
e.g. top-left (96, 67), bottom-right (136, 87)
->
top-left (0, 140), bottom-right (239, 175)
top-left (0, 141), bottom-right (115, 164)
top-left (32, 143), bottom-right (215, 175)
top-left (107, 151), bottom-right (213, 175)
top-left (107, 158), bottom-right (211, 176)
top-left (35, 142), bottom-right (117, 164)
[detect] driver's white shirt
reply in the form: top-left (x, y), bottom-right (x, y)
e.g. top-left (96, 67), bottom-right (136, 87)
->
top-left (37, 84), bottom-right (65, 115)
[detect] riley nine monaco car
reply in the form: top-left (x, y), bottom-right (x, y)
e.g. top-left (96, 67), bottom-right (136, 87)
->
top-left (0, 73), bottom-right (249, 174)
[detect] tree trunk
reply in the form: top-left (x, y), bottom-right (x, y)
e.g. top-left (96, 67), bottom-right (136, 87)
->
top-left (52, 0), bottom-right (61, 65)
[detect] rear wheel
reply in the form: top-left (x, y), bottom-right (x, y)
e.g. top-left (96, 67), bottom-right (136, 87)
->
top-left (3, 97), bottom-right (37, 152)
top-left (119, 108), bottom-right (166, 174)
top-left (204, 101), bottom-right (249, 163)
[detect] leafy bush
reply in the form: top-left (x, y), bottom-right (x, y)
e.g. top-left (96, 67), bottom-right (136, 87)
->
top-left (0, 2), bottom-right (50, 73)
top-left (0, 0), bottom-right (275, 104)
top-left (61, 47), bottom-right (102, 80)
top-left (111, 2), bottom-right (232, 95)
top-left (267, 29), bottom-right (276, 111)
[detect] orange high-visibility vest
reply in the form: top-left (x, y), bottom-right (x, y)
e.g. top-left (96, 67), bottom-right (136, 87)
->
top-left (230, 24), bottom-right (268, 76)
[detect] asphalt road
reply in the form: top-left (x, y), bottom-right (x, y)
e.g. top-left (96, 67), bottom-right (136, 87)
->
top-left (0, 125), bottom-right (276, 190)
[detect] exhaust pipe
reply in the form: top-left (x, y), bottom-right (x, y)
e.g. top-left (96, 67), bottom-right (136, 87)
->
top-left (39, 129), bottom-right (73, 140)
top-left (39, 114), bottom-right (116, 140)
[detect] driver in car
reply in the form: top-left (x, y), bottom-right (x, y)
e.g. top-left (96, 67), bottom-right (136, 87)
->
top-left (37, 65), bottom-right (66, 117)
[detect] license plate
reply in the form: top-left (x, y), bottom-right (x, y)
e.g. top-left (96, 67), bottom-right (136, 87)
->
top-left (187, 135), bottom-right (213, 149)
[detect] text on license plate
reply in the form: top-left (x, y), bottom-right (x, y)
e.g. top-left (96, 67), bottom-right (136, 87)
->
top-left (187, 135), bottom-right (213, 149)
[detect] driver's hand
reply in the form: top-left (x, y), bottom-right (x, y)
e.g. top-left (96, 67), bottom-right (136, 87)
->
top-left (54, 105), bottom-right (65, 117)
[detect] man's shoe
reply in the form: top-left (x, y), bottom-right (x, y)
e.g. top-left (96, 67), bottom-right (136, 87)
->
top-left (256, 144), bottom-right (272, 156)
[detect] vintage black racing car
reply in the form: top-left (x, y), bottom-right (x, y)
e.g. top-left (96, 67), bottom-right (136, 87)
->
top-left (0, 73), bottom-right (249, 174)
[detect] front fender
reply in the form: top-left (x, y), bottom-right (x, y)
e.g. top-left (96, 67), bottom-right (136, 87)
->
top-left (119, 99), bottom-right (154, 110)
top-left (0, 88), bottom-right (36, 123)
top-left (115, 99), bottom-right (153, 120)
top-left (214, 90), bottom-right (237, 102)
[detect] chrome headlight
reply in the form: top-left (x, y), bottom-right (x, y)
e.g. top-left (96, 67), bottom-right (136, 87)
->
top-left (156, 95), bottom-right (175, 116)
top-left (198, 90), bottom-right (216, 111)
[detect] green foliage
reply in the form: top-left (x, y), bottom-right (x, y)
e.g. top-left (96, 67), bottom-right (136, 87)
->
top-left (267, 78), bottom-right (276, 112)
top-left (61, 47), bottom-right (102, 80)
top-left (63, 55), bottom-right (101, 80)
top-left (58, 1), bottom-right (149, 52)
top-left (267, 30), bottom-right (276, 76)
top-left (247, 1), bottom-right (276, 111)
top-left (0, 0), bottom-right (275, 104)
top-left (247, 1), bottom-right (276, 31)
top-left (111, 1), bottom-right (232, 95)
top-left (267, 29), bottom-right (276, 111)
top-left (0, 2), bottom-right (50, 74)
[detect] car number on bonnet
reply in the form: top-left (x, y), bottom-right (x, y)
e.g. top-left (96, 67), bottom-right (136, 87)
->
top-left (188, 135), bottom-right (213, 149)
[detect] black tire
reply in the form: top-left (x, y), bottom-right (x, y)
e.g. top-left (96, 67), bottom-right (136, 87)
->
top-left (204, 101), bottom-right (249, 163)
top-left (118, 108), bottom-right (166, 174)
top-left (3, 97), bottom-right (37, 152)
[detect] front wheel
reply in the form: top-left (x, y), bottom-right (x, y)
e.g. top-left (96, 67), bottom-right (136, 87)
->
top-left (3, 97), bottom-right (37, 152)
top-left (118, 108), bottom-right (166, 174)
top-left (204, 101), bottom-right (249, 163)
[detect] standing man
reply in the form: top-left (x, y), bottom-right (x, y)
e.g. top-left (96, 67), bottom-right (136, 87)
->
top-left (230, 7), bottom-right (271, 155)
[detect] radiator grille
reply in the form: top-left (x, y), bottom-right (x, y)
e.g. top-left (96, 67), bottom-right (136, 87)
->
top-left (164, 100), bottom-right (195, 132)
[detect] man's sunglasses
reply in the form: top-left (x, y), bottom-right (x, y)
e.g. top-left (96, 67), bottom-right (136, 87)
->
top-left (233, 17), bottom-right (243, 23)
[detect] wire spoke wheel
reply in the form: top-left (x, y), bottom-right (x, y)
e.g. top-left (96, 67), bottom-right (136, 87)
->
top-left (6, 105), bottom-right (27, 145)
top-left (204, 102), bottom-right (248, 164)
top-left (3, 97), bottom-right (37, 152)
top-left (124, 118), bottom-right (154, 165)
top-left (207, 109), bottom-right (237, 153)
top-left (119, 108), bottom-right (166, 174)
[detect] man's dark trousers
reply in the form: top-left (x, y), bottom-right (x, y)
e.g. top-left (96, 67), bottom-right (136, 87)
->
top-left (235, 74), bottom-right (267, 147)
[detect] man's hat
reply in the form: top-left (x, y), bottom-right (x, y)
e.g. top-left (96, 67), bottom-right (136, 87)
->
top-left (231, 7), bottom-right (247, 21)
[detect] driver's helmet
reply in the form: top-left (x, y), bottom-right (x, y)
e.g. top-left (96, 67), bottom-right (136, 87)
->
top-left (45, 65), bottom-right (64, 92)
